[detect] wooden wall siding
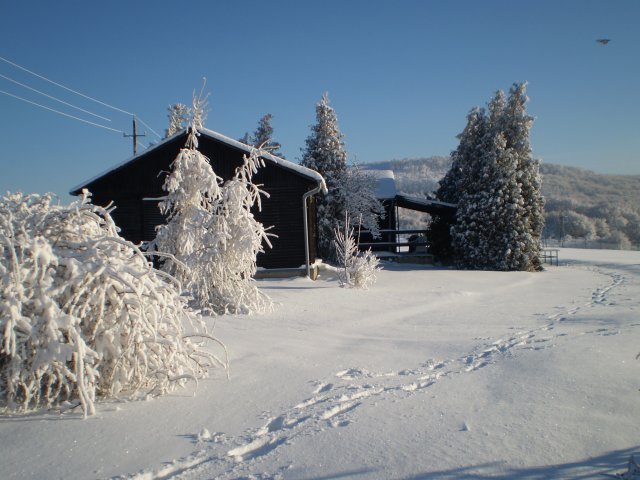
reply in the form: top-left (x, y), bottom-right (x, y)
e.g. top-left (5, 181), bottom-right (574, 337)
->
top-left (108, 198), bottom-right (143, 244)
top-left (254, 185), bottom-right (309, 268)
top-left (142, 199), bottom-right (166, 241)
top-left (76, 131), bottom-right (320, 269)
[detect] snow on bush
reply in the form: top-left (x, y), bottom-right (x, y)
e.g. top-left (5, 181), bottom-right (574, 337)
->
top-left (334, 214), bottom-right (380, 289)
top-left (0, 191), bottom-right (226, 417)
top-left (154, 89), bottom-right (273, 315)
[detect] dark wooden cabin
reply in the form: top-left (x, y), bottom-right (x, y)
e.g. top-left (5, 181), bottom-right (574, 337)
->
top-left (357, 169), bottom-right (456, 259)
top-left (70, 128), bottom-right (326, 273)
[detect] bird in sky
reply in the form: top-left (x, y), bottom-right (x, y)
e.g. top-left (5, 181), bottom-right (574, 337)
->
top-left (596, 38), bottom-right (611, 45)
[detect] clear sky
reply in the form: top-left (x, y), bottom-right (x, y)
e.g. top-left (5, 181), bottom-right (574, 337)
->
top-left (1, 0), bottom-right (638, 200)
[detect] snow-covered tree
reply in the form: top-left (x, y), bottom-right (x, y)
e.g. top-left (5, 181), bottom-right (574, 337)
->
top-left (341, 163), bottom-right (385, 239)
top-left (430, 107), bottom-right (487, 261)
top-left (188, 147), bottom-right (274, 314)
top-left (502, 82), bottom-right (545, 270)
top-left (334, 213), bottom-right (380, 289)
top-left (154, 93), bottom-right (221, 290)
top-left (452, 126), bottom-right (525, 269)
top-left (154, 89), bottom-right (272, 315)
top-left (448, 84), bottom-right (544, 271)
top-left (0, 191), bottom-right (226, 417)
top-left (300, 93), bottom-right (349, 259)
top-left (437, 107), bottom-right (487, 204)
top-left (165, 103), bottom-right (190, 138)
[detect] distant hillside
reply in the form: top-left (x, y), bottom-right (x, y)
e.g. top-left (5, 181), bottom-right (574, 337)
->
top-left (365, 157), bottom-right (640, 249)
top-left (539, 163), bottom-right (640, 207)
top-left (363, 156), bottom-right (451, 196)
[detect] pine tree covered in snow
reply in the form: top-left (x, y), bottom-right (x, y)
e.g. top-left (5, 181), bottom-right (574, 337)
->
top-left (154, 90), bottom-right (272, 314)
top-left (447, 84), bottom-right (544, 271)
top-left (240, 114), bottom-right (284, 158)
top-left (502, 82), bottom-right (545, 270)
top-left (430, 107), bottom-right (487, 261)
top-left (0, 192), bottom-right (225, 417)
top-left (165, 103), bottom-right (190, 138)
top-left (300, 93), bottom-right (349, 259)
top-left (437, 107), bottom-right (487, 204)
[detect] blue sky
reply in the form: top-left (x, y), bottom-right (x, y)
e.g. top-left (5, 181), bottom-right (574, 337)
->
top-left (0, 0), bottom-right (638, 200)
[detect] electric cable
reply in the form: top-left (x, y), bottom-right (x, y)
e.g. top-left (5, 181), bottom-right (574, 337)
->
top-left (0, 73), bottom-right (112, 122)
top-left (0, 55), bottom-right (133, 115)
top-left (0, 89), bottom-right (123, 133)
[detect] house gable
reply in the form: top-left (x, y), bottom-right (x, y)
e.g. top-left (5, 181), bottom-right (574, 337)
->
top-left (69, 129), bottom-right (325, 269)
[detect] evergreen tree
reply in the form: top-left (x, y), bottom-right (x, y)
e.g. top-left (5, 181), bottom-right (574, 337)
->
top-left (239, 114), bottom-right (284, 157)
top-left (437, 107), bottom-right (486, 204)
top-left (165, 103), bottom-right (190, 138)
top-left (238, 131), bottom-right (252, 145)
top-left (300, 93), bottom-right (349, 259)
top-left (447, 85), bottom-right (543, 271)
top-left (502, 82), bottom-right (545, 270)
top-left (430, 107), bottom-right (487, 261)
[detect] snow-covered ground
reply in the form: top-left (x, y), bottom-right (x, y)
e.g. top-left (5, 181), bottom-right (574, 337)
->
top-left (1, 248), bottom-right (639, 479)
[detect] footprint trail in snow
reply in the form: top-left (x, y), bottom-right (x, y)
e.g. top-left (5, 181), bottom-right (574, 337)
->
top-left (124, 265), bottom-right (632, 480)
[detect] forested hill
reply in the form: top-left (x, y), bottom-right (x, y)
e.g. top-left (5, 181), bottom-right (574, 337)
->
top-left (364, 157), bottom-right (640, 249)
top-left (363, 156), bottom-right (452, 197)
top-left (539, 163), bottom-right (640, 207)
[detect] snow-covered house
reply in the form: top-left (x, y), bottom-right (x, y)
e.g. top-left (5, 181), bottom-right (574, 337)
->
top-left (70, 128), bottom-right (326, 274)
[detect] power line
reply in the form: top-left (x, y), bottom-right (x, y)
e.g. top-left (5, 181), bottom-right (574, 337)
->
top-left (0, 89), bottom-right (123, 133)
top-left (0, 55), bottom-right (164, 142)
top-left (0, 73), bottom-right (112, 122)
top-left (0, 55), bottom-right (133, 116)
top-left (136, 115), bottom-right (162, 139)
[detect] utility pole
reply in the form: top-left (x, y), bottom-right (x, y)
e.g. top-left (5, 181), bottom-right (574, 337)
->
top-left (123, 113), bottom-right (146, 156)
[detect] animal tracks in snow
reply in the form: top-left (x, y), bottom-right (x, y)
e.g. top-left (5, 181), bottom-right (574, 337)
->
top-left (125, 265), bottom-right (631, 480)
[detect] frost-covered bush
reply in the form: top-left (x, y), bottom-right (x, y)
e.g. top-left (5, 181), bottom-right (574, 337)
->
top-left (0, 192), bottom-right (225, 417)
top-left (334, 214), bottom-right (380, 289)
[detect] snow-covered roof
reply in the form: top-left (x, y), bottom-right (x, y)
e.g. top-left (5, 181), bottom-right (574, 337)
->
top-left (70, 128), bottom-right (327, 195)
top-left (395, 194), bottom-right (456, 214)
top-left (362, 169), bottom-right (397, 199)
top-left (199, 128), bottom-right (326, 192)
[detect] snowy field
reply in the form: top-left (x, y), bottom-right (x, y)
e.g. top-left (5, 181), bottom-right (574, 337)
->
top-left (1, 248), bottom-right (639, 479)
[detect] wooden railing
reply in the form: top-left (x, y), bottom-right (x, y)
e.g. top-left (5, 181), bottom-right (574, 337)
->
top-left (540, 248), bottom-right (559, 266)
top-left (356, 229), bottom-right (432, 262)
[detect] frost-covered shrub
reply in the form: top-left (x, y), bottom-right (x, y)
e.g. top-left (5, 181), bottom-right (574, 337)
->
top-left (334, 215), bottom-right (380, 289)
top-left (0, 192), bottom-right (225, 417)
